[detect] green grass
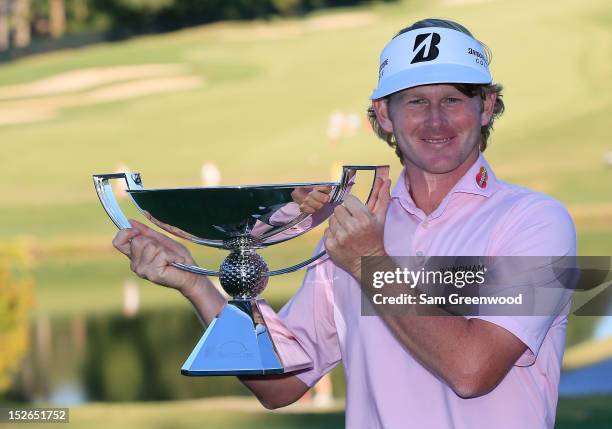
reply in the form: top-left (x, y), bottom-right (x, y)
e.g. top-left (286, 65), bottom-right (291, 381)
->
top-left (2, 398), bottom-right (345, 429)
top-left (0, 0), bottom-right (609, 339)
top-left (557, 396), bottom-right (612, 429)
top-left (0, 1), bottom-right (611, 424)
top-left (0, 0), bottom-right (610, 207)
top-left (3, 395), bottom-right (610, 429)
top-left (0, 0), bottom-right (609, 323)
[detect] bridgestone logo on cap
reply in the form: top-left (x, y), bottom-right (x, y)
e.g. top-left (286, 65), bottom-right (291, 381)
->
top-left (410, 32), bottom-right (441, 64)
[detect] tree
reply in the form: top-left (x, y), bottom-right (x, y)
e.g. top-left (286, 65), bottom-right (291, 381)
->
top-left (49, 0), bottom-right (65, 38)
top-left (0, 0), bottom-right (10, 51)
top-left (13, 0), bottom-right (30, 48)
top-left (0, 244), bottom-right (34, 395)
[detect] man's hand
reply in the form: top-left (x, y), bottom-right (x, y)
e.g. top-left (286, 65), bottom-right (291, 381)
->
top-left (324, 177), bottom-right (392, 277)
top-left (291, 185), bottom-right (332, 214)
top-left (112, 219), bottom-right (201, 295)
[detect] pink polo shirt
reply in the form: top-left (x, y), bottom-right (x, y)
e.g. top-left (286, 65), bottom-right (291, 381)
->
top-left (278, 153), bottom-right (576, 429)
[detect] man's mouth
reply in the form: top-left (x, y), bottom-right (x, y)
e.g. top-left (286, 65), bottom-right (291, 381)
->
top-left (421, 136), bottom-right (455, 145)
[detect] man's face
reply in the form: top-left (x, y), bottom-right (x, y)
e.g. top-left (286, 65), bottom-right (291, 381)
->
top-left (373, 84), bottom-right (494, 175)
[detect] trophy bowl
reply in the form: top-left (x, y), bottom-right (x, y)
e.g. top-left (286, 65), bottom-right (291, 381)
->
top-left (93, 165), bottom-right (389, 376)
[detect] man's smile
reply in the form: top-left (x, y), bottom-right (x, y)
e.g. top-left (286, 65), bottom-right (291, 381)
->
top-left (420, 136), bottom-right (456, 145)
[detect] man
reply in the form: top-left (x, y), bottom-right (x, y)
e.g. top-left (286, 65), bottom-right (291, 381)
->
top-left (113, 18), bottom-right (575, 428)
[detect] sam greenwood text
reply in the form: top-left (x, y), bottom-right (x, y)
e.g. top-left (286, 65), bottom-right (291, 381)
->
top-left (372, 293), bottom-right (524, 306)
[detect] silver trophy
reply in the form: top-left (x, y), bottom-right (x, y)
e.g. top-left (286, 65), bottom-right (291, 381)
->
top-left (93, 165), bottom-right (389, 376)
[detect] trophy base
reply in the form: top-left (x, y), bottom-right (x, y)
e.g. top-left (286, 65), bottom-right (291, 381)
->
top-left (181, 299), bottom-right (313, 376)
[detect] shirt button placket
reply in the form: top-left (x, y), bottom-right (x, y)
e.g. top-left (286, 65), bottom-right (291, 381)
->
top-left (413, 218), bottom-right (430, 260)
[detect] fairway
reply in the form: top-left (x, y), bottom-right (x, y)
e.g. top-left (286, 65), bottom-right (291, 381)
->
top-left (1, 0), bottom-right (611, 426)
top-left (0, 0), bottom-right (610, 359)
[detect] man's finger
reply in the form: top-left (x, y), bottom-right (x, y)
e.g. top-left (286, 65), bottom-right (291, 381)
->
top-left (309, 190), bottom-right (331, 204)
top-left (323, 226), bottom-right (331, 242)
top-left (130, 235), bottom-right (153, 268)
top-left (291, 188), bottom-right (308, 203)
top-left (332, 204), bottom-right (354, 227)
top-left (128, 219), bottom-right (189, 256)
top-left (366, 177), bottom-right (384, 212)
top-left (343, 195), bottom-right (369, 220)
top-left (129, 219), bottom-right (160, 237)
top-left (151, 249), bottom-right (183, 278)
top-left (299, 203), bottom-right (316, 214)
top-left (140, 240), bottom-right (162, 267)
top-left (323, 227), bottom-right (338, 251)
top-left (314, 185), bottom-right (333, 194)
top-left (329, 214), bottom-right (341, 234)
top-left (112, 228), bottom-right (141, 257)
top-left (372, 179), bottom-right (392, 222)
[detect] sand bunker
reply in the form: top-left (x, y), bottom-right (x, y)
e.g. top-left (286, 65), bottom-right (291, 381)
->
top-left (0, 64), bottom-right (189, 100)
top-left (211, 11), bottom-right (377, 41)
top-left (0, 64), bottom-right (204, 126)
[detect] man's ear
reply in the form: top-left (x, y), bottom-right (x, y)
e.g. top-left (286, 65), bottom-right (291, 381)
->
top-left (372, 99), bottom-right (394, 134)
top-left (480, 91), bottom-right (497, 127)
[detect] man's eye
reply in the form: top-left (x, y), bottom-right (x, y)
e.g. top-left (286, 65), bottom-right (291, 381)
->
top-left (408, 99), bottom-right (425, 105)
top-left (445, 97), bottom-right (461, 104)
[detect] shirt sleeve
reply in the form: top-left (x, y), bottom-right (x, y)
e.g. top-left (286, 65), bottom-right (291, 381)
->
top-left (470, 196), bottom-right (577, 366)
top-left (277, 242), bottom-right (342, 387)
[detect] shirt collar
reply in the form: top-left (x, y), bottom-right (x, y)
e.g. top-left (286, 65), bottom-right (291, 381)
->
top-left (391, 152), bottom-right (498, 218)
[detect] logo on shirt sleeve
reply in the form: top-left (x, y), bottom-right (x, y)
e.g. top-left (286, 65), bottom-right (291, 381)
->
top-left (476, 166), bottom-right (488, 188)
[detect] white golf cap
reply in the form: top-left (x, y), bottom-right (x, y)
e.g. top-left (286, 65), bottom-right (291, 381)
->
top-left (371, 27), bottom-right (492, 100)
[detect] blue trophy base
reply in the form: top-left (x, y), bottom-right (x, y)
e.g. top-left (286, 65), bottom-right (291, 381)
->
top-left (181, 299), bottom-right (313, 376)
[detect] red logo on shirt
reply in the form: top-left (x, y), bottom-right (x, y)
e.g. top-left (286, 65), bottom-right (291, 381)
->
top-left (476, 166), bottom-right (488, 188)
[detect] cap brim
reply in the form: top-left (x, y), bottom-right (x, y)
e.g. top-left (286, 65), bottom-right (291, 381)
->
top-left (370, 63), bottom-right (492, 100)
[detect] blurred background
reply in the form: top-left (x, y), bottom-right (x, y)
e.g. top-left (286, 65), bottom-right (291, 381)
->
top-left (0, 0), bottom-right (611, 427)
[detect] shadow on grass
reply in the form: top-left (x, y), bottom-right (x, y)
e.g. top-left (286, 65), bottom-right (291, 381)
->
top-left (107, 409), bottom-right (345, 429)
top-left (556, 396), bottom-right (612, 429)
top-left (235, 412), bottom-right (344, 429)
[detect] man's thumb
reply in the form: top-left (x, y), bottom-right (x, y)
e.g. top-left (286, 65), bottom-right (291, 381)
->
top-left (373, 179), bottom-right (392, 221)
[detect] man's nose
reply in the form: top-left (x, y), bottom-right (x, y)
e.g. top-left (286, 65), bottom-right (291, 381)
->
top-left (424, 105), bottom-right (447, 129)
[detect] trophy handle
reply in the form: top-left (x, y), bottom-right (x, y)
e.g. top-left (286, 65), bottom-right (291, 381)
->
top-left (93, 172), bottom-right (143, 229)
top-left (172, 262), bottom-right (219, 276)
top-left (171, 251), bottom-right (325, 277)
top-left (330, 164), bottom-right (390, 205)
top-left (93, 173), bottom-right (222, 277)
top-left (265, 164), bottom-right (390, 276)
top-left (266, 250), bottom-right (327, 276)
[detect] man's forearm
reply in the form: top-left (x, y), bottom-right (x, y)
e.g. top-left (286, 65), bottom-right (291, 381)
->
top-left (355, 255), bottom-right (526, 398)
top-left (379, 313), bottom-right (516, 397)
top-left (239, 374), bottom-right (310, 409)
top-left (180, 275), bottom-right (226, 326)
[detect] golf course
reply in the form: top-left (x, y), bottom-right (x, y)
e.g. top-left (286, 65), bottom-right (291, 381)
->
top-left (0, 0), bottom-right (610, 427)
